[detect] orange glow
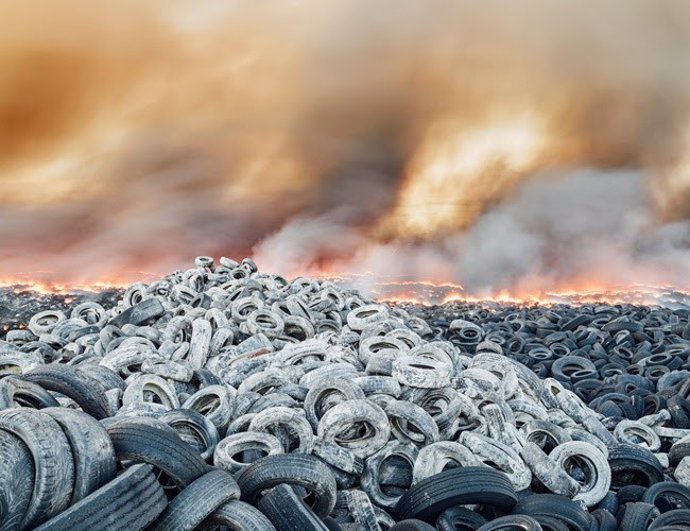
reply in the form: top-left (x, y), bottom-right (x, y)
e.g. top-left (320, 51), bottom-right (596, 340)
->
top-left (0, 274), bottom-right (146, 295)
top-left (1, 270), bottom-right (688, 307)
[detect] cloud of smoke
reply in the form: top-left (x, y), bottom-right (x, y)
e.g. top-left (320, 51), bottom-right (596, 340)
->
top-left (1, 0), bottom-right (690, 292)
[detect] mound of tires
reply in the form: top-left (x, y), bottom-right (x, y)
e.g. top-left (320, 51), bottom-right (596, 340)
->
top-left (1, 257), bottom-right (690, 530)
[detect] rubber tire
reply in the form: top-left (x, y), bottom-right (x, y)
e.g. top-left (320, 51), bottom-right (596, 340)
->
top-left (34, 464), bottom-right (167, 531)
top-left (477, 515), bottom-right (543, 531)
top-left (202, 500), bottom-right (277, 531)
top-left (257, 484), bottom-right (329, 531)
top-left (389, 520), bottom-right (436, 531)
top-left (512, 493), bottom-right (592, 531)
top-left (42, 407), bottom-right (117, 505)
top-left (0, 430), bottom-right (34, 531)
top-left (649, 509), bottom-right (690, 530)
top-left (0, 408), bottom-right (75, 529)
top-left (107, 419), bottom-right (210, 488)
top-left (608, 443), bottom-right (664, 490)
top-left (238, 454), bottom-right (337, 518)
top-left (436, 506), bottom-right (488, 531)
top-left (149, 469), bottom-right (240, 531)
top-left (394, 467), bottom-right (517, 523)
top-left (643, 482), bottom-right (690, 513)
top-left (0, 376), bottom-right (60, 409)
top-left (620, 502), bottom-right (661, 531)
top-left (23, 365), bottom-right (110, 419)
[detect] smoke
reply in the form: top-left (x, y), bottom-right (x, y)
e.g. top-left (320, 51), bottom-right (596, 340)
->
top-left (1, 0), bottom-right (690, 293)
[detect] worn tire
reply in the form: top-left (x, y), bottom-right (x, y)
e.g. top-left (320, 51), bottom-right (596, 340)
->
top-left (257, 484), bottom-right (329, 531)
top-left (0, 408), bottom-right (75, 529)
top-left (42, 407), bottom-right (117, 505)
top-left (394, 467), bottom-right (517, 523)
top-left (0, 430), bottom-right (34, 531)
top-left (23, 366), bottom-right (110, 419)
top-left (238, 454), bottom-right (337, 518)
top-left (34, 464), bottom-right (167, 531)
top-left (149, 469), bottom-right (240, 531)
top-left (107, 419), bottom-right (210, 488)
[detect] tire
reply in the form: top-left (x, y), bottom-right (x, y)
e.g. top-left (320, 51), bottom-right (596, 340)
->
top-left (238, 454), bottom-right (337, 518)
top-left (23, 365), bottom-right (110, 419)
top-left (160, 408), bottom-right (220, 462)
top-left (317, 399), bottom-right (390, 459)
top-left (202, 500), bottom-right (276, 531)
top-left (106, 419), bottom-right (210, 488)
top-left (214, 431), bottom-right (283, 474)
top-left (257, 484), bottom-right (329, 531)
top-left (337, 489), bottom-right (380, 531)
top-left (0, 430), bottom-right (34, 531)
top-left (619, 502), bottom-right (661, 531)
top-left (0, 376), bottom-right (59, 410)
top-left (34, 463), bottom-right (167, 531)
top-left (0, 408), bottom-right (75, 529)
top-left (608, 443), bottom-right (664, 489)
top-left (512, 493), bottom-right (592, 531)
top-left (548, 441), bottom-right (610, 506)
top-left (412, 441), bottom-right (480, 484)
top-left (181, 384), bottom-right (236, 434)
top-left (388, 520), bottom-right (435, 531)
top-left (642, 482), bottom-right (690, 513)
top-left (477, 515), bottom-right (543, 531)
top-left (649, 509), bottom-right (690, 530)
top-left (591, 509), bottom-right (617, 531)
top-left (435, 506), bottom-right (487, 531)
top-left (394, 467), bottom-right (517, 523)
top-left (361, 441), bottom-right (417, 509)
top-left (149, 469), bottom-right (240, 531)
top-left (42, 408), bottom-right (117, 505)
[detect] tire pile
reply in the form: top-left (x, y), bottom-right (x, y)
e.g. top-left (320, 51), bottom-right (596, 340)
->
top-left (1, 259), bottom-right (690, 530)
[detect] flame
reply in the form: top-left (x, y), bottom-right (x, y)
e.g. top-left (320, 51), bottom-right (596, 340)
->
top-left (1, 268), bottom-right (689, 307)
top-left (0, 273), bottom-right (146, 295)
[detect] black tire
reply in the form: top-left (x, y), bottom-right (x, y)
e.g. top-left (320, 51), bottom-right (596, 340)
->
top-left (238, 454), bottom-right (337, 518)
top-left (202, 500), bottom-right (277, 531)
top-left (0, 376), bottom-right (59, 410)
top-left (0, 430), bottom-right (34, 531)
top-left (74, 364), bottom-right (126, 391)
top-left (512, 493), bottom-right (592, 531)
top-left (0, 408), bottom-right (75, 529)
top-left (34, 463), bottom-right (167, 531)
top-left (42, 407), bottom-right (117, 505)
top-left (477, 515), bottom-right (543, 531)
top-left (643, 482), bottom-right (690, 513)
top-left (668, 396), bottom-right (690, 429)
top-left (106, 419), bottom-right (210, 488)
top-left (669, 439), bottom-right (690, 467)
top-left (649, 509), bottom-right (690, 530)
top-left (388, 520), bottom-right (436, 531)
top-left (620, 502), bottom-right (660, 531)
top-left (436, 506), bottom-right (488, 531)
top-left (592, 509), bottom-right (617, 531)
top-left (608, 443), bottom-right (664, 489)
top-left (257, 484), bottom-right (329, 531)
top-left (23, 365), bottom-right (110, 419)
top-left (149, 469), bottom-right (240, 531)
top-left (394, 467), bottom-right (516, 523)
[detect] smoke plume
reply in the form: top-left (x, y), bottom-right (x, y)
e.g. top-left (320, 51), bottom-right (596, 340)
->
top-left (1, 0), bottom-right (690, 295)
